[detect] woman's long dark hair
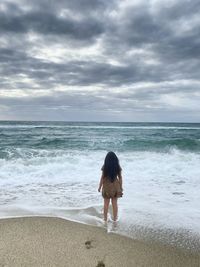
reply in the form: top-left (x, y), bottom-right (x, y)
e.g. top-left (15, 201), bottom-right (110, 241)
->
top-left (103, 151), bottom-right (121, 182)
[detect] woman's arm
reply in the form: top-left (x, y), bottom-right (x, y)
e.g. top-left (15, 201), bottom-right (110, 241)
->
top-left (118, 170), bottom-right (123, 191)
top-left (98, 172), bottom-right (104, 192)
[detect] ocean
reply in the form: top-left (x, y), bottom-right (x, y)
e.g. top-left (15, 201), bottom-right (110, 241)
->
top-left (0, 121), bottom-right (200, 251)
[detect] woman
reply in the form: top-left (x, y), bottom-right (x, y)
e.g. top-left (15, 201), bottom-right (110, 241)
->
top-left (98, 151), bottom-right (123, 222)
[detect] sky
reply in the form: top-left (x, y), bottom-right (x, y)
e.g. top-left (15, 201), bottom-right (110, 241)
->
top-left (0, 0), bottom-right (200, 122)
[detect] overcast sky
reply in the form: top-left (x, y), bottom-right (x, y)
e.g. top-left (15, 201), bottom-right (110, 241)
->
top-left (0, 0), bottom-right (200, 122)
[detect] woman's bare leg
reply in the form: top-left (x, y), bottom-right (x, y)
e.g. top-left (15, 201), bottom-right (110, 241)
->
top-left (104, 198), bottom-right (110, 221)
top-left (111, 197), bottom-right (118, 221)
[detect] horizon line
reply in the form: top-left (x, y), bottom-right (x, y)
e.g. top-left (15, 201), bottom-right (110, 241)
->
top-left (0, 120), bottom-right (199, 124)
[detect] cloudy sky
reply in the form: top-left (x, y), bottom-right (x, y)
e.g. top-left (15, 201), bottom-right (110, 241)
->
top-left (0, 0), bottom-right (200, 122)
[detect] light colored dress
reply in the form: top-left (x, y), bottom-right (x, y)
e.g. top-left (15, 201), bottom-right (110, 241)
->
top-left (101, 165), bottom-right (123, 199)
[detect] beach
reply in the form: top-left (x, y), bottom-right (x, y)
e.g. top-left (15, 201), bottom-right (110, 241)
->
top-left (0, 121), bottom-right (200, 258)
top-left (0, 216), bottom-right (199, 267)
top-left (1, 0), bottom-right (200, 262)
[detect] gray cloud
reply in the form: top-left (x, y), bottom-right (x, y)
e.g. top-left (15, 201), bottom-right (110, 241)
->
top-left (0, 8), bottom-right (104, 40)
top-left (0, 0), bottom-right (200, 121)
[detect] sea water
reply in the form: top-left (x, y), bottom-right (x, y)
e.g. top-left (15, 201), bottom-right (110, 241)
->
top-left (0, 121), bottom-right (200, 251)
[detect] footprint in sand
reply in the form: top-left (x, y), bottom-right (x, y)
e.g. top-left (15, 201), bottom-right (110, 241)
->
top-left (96, 260), bottom-right (105, 267)
top-left (84, 240), bottom-right (93, 249)
top-left (84, 240), bottom-right (105, 266)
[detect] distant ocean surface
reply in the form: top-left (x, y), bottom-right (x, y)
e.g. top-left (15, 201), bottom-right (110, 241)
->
top-left (0, 121), bottom-right (200, 251)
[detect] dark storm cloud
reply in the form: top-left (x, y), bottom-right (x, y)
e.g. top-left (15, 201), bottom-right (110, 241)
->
top-left (105, 0), bottom-right (200, 62)
top-left (157, 0), bottom-right (200, 20)
top-left (0, 7), bottom-right (104, 40)
top-left (0, 48), bottom-right (167, 89)
top-left (0, 0), bottom-right (200, 121)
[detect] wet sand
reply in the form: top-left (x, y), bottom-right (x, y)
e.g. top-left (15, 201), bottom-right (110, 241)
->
top-left (0, 216), bottom-right (199, 267)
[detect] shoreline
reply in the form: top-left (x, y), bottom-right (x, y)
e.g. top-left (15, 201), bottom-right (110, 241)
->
top-left (0, 216), bottom-right (200, 267)
top-left (1, 205), bottom-right (200, 254)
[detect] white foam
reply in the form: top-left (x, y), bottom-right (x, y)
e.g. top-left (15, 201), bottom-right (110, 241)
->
top-left (0, 149), bottom-right (200, 236)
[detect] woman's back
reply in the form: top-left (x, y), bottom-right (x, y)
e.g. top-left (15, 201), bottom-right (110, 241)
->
top-left (98, 151), bottom-right (123, 221)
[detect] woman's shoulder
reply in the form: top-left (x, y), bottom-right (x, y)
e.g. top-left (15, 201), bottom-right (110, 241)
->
top-left (101, 164), bottom-right (122, 171)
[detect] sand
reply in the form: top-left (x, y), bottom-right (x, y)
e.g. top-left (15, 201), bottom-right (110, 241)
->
top-left (0, 216), bottom-right (199, 267)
